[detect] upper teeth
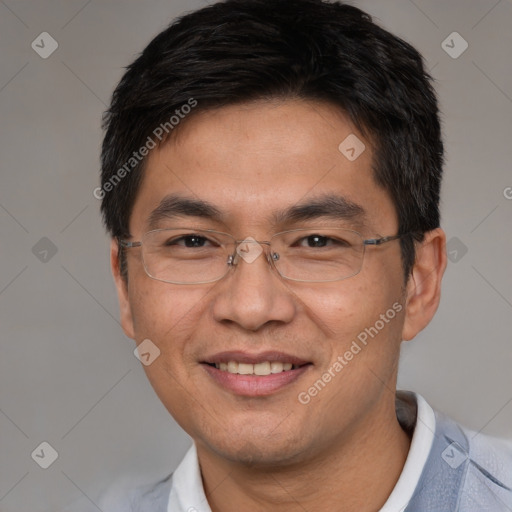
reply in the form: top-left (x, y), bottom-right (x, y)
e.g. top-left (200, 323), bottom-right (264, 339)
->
top-left (215, 361), bottom-right (296, 375)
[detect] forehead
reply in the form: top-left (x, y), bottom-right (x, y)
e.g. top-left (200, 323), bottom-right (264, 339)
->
top-left (129, 100), bottom-right (397, 235)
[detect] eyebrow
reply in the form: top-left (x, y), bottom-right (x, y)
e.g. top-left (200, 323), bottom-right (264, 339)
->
top-left (147, 195), bottom-right (223, 230)
top-left (273, 194), bottom-right (366, 226)
top-left (146, 193), bottom-right (366, 231)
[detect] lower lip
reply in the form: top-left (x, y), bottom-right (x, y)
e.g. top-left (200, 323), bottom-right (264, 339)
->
top-left (202, 364), bottom-right (312, 397)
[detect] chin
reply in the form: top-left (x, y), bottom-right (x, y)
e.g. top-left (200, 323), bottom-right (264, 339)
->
top-left (203, 426), bottom-right (312, 468)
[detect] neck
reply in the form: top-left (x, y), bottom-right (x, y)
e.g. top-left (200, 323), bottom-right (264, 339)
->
top-left (197, 393), bottom-right (412, 512)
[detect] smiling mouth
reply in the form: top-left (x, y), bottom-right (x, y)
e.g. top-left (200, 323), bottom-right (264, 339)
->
top-left (201, 354), bottom-right (313, 396)
top-left (204, 361), bottom-right (310, 376)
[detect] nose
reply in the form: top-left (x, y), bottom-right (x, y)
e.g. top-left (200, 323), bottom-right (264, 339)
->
top-left (211, 240), bottom-right (296, 331)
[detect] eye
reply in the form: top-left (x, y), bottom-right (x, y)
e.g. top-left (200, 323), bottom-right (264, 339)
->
top-left (166, 234), bottom-right (214, 248)
top-left (296, 234), bottom-right (349, 248)
top-left (300, 235), bottom-right (327, 247)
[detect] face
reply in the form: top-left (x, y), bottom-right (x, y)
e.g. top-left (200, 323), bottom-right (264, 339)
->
top-left (113, 100), bottom-right (422, 467)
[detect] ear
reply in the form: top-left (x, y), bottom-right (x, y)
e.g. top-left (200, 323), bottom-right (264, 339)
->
top-left (402, 228), bottom-right (447, 341)
top-left (110, 239), bottom-right (136, 340)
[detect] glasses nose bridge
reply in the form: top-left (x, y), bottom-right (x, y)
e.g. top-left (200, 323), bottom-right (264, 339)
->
top-left (228, 238), bottom-right (277, 270)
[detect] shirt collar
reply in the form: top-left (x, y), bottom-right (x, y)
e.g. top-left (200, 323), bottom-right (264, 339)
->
top-left (379, 391), bottom-right (436, 511)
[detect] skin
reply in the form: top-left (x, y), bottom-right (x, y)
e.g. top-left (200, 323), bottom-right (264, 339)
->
top-left (111, 99), bottom-right (447, 512)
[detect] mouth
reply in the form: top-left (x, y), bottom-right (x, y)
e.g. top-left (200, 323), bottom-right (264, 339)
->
top-left (204, 361), bottom-right (305, 375)
top-left (201, 351), bottom-right (313, 396)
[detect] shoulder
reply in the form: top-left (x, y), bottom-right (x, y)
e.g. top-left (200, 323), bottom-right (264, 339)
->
top-left (465, 424), bottom-right (512, 475)
top-left (434, 411), bottom-right (512, 511)
top-left (97, 473), bottom-right (173, 512)
top-left (460, 421), bottom-right (512, 507)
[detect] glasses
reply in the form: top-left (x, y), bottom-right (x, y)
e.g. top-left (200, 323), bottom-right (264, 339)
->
top-left (119, 227), bottom-right (404, 284)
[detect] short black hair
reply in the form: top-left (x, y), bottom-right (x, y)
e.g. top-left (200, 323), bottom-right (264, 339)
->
top-left (100, 0), bottom-right (443, 280)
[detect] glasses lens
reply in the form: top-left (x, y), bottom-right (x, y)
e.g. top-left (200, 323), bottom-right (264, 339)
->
top-left (271, 228), bottom-right (364, 282)
top-left (141, 229), bottom-right (234, 284)
top-left (138, 227), bottom-right (365, 284)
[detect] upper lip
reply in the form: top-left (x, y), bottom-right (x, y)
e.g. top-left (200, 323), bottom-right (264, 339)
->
top-left (202, 351), bottom-right (311, 366)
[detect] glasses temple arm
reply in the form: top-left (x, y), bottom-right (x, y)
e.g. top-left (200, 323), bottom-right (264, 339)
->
top-left (364, 234), bottom-right (403, 246)
top-left (118, 239), bottom-right (142, 248)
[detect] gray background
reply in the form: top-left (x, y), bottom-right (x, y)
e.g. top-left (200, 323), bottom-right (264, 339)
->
top-left (0, 0), bottom-right (511, 510)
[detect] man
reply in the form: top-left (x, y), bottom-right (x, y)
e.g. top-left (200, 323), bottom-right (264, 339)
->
top-left (98, 0), bottom-right (512, 510)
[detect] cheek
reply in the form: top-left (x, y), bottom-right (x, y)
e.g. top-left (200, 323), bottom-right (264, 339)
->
top-left (128, 279), bottom-right (210, 353)
top-left (294, 280), bottom-right (375, 334)
top-left (128, 282), bottom-right (212, 424)
top-left (294, 274), bottom-right (404, 355)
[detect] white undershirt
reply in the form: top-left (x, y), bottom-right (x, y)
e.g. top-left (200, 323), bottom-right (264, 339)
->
top-left (378, 393), bottom-right (435, 511)
top-left (167, 392), bottom-right (436, 512)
